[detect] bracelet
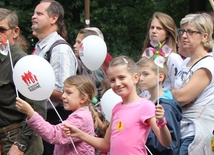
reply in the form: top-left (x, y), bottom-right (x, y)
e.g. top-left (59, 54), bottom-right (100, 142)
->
top-left (156, 117), bottom-right (167, 128)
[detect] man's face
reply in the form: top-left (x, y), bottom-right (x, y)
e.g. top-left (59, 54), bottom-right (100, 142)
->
top-left (31, 2), bottom-right (52, 35)
top-left (0, 18), bottom-right (17, 45)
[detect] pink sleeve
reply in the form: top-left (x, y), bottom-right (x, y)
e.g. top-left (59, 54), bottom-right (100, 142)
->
top-left (140, 100), bottom-right (155, 125)
top-left (27, 110), bottom-right (93, 145)
top-left (27, 112), bottom-right (69, 144)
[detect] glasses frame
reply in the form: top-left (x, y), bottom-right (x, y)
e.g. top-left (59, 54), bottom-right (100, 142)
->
top-left (0, 26), bottom-right (12, 33)
top-left (178, 28), bottom-right (201, 36)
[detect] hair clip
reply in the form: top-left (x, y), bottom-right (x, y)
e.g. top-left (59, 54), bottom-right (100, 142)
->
top-left (123, 57), bottom-right (128, 64)
top-left (77, 83), bottom-right (84, 88)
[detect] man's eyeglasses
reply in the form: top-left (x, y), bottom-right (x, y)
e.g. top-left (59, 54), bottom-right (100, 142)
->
top-left (0, 27), bottom-right (12, 33)
top-left (178, 29), bottom-right (201, 36)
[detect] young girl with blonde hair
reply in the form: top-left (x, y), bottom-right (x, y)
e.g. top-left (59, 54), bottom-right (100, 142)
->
top-left (16, 75), bottom-right (97, 155)
top-left (63, 56), bottom-right (172, 155)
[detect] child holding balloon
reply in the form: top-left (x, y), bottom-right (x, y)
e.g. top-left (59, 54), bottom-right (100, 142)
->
top-left (16, 75), bottom-right (97, 155)
top-left (63, 55), bottom-right (172, 155)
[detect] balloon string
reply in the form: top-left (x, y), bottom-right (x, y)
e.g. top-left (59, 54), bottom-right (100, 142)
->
top-left (145, 145), bottom-right (153, 155)
top-left (7, 40), bottom-right (19, 97)
top-left (48, 99), bottom-right (78, 154)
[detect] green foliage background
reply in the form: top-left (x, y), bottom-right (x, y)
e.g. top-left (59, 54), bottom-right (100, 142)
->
top-left (0, 0), bottom-right (212, 61)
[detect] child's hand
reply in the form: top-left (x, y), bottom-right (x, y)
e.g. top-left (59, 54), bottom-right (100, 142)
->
top-left (155, 104), bottom-right (165, 123)
top-left (63, 122), bottom-right (81, 138)
top-left (15, 97), bottom-right (34, 118)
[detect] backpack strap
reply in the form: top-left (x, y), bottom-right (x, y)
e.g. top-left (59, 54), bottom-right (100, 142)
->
top-left (44, 39), bottom-right (71, 62)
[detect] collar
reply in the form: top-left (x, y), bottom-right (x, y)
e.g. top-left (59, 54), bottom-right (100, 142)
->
top-left (36, 31), bottom-right (58, 50)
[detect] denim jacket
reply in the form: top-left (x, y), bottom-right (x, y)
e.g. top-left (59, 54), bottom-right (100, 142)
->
top-left (146, 98), bottom-right (182, 155)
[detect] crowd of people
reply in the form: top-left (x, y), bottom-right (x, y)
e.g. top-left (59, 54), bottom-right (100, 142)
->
top-left (1, 0), bottom-right (214, 155)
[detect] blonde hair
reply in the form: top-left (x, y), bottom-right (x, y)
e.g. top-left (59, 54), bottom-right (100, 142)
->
top-left (136, 57), bottom-right (168, 83)
top-left (107, 56), bottom-right (141, 94)
top-left (64, 75), bottom-right (97, 104)
top-left (107, 55), bottom-right (139, 75)
top-left (180, 13), bottom-right (213, 51)
top-left (143, 12), bottom-right (177, 53)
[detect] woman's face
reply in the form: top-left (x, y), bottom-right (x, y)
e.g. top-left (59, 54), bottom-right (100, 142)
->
top-left (180, 23), bottom-right (204, 53)
top-left (149, 17), bottom-right (168, 44)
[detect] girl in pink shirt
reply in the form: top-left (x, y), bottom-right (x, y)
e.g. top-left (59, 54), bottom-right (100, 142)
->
top-left (63, 56), bottom-right (172, 155)
top-left (16, 75), bottom-right (97, 155)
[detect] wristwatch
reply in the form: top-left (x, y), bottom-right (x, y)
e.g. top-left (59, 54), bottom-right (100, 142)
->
top-left (14, 141), bottom-right (26, 152)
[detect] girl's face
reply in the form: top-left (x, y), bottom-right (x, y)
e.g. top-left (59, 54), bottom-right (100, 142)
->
top-left (149, 17), bottom-right (167, 44)
top-left (107, 65), bottom-right (139, 100)
top-left (62, 84), bottom-right (84, 111)
top-left (73, 33), bottom-right (84, 58)
top-left (139, 66), bottom-right (158, 92)
top-left (180, 23), bottom-right (205, 53)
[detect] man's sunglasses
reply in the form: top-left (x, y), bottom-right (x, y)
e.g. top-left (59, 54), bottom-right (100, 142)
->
top-left (0, 27), bottom-right (12, 33)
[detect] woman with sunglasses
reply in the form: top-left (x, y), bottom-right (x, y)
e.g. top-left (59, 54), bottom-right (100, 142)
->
top-left (172, 13), bottom-right (214, 155)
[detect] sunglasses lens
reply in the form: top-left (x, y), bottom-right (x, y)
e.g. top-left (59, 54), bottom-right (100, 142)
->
top-left (0, 27), bottom-right (7, 33)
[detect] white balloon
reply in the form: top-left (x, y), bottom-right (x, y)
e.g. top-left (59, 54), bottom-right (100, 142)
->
top-left (13, 55), bottom-right (55, 101)
top-left (79, 35), bottom-right (107, 71)
top-left (100, 89), bottom-right (122, 121)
